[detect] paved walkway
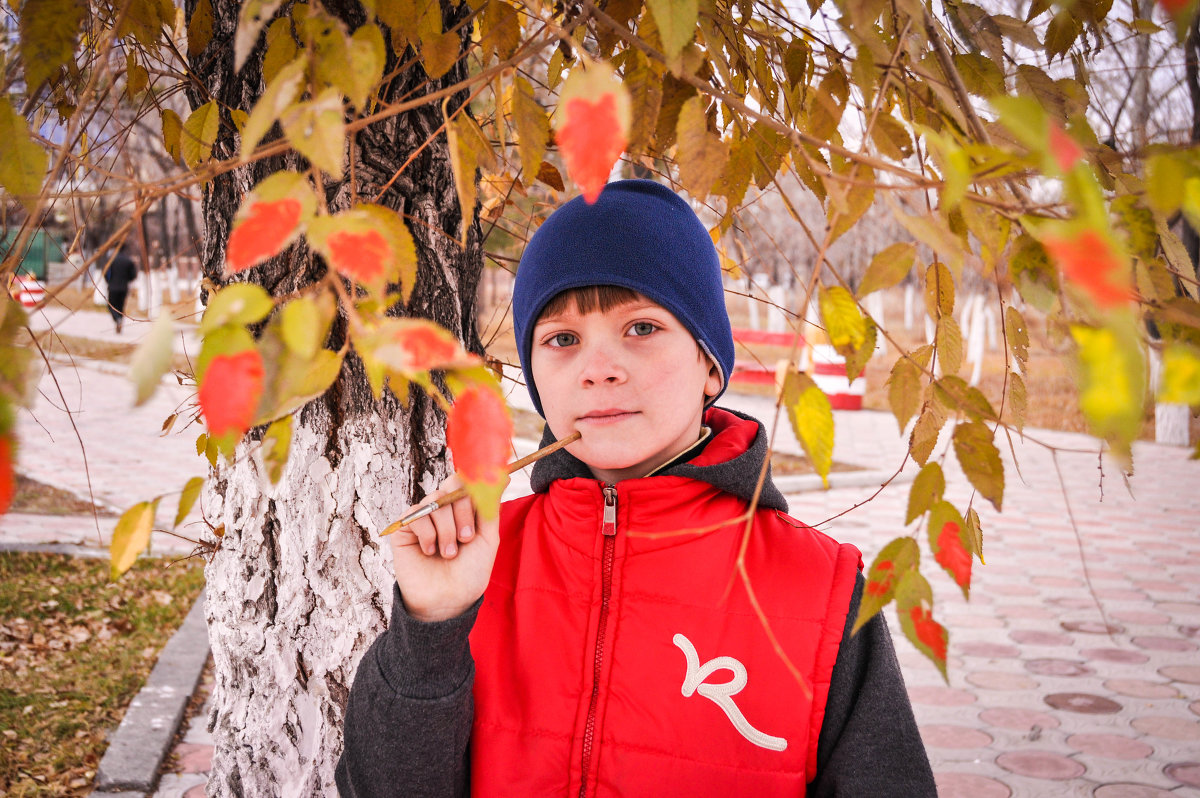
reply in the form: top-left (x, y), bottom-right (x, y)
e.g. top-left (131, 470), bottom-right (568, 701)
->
top-left (5, 307), bottom-right (1200, 796)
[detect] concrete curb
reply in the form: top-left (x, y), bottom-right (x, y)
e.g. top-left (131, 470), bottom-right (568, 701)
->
top-left (774, 467), bottom-right (915, 494)
top-left (92, 589), bottom-right (209, 796)
top-left (0, 541), bottom-right (110, 559)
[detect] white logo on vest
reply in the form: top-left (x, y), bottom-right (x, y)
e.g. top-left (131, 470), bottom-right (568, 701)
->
top-left (672, 633), bottom-right (788, 752)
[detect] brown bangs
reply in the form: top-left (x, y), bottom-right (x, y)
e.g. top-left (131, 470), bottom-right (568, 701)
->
top-left (538, 285), bottom-right (642, 320)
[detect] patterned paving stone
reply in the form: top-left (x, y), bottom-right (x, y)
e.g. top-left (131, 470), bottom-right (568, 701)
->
top-left (1001, 604), bottom-right (1057, 620)
top-left (173, 743), bottom-right (212, 773)
top-left (1130, 716), bottom-right (1200, 741)
top-left (958, 641), bottom-right (1021, 659)
top-left (1031, 576), bottom-right (1084, 588)
top-left (1102, 678), bottom-right (1181, 699)
top-left (1156, 601), bottom-right (1200, 615)
top-left (907, 685), bottom-right (977, 706)
top-left (1164, 761), bottom-right (1200, 788)
top-left (1010, 629), bottom-right (1075, 646)
top-left (1158, 665), bottom-right (1200, 684)
top-left (1065, 733), bottom-right (1154, 760)
top-left (1191, 700), bottom-right (1200, 718)
top-left (967, 670), bottom-right (1040, 690)
top-left (1131, 636), bottom-right (1198, 652)
top-left (1044, 693), bottom-right (1123, 715)
top-left (933, 772), bottom-right (1012, 797)
top-left (920, 724), bottom-right (993, 749)
top-left (1093, 588), bottom-right (1149, 601)
top-left (1047, 597), bottom-right (1100, 610)
top-left (1092, 784), bottom-right (1180, 798)
top-left (995, 750), bottom-right (1086, 780)
top-left (1062, 620), bottom-right (1125, 635)
top-left (978, 707), bottom-right (1062, 732)
top-left (1025, 658), bottom-right (1095, 677)
top-left (1080, 647), bottom-right (1150, 664)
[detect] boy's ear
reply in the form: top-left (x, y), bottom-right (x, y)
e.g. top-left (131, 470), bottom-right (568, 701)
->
top-left (703, 360), bottom-right (722, 399)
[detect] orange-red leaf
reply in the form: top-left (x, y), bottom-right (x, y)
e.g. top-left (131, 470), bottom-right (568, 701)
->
top-left (326, 228), bottom-right (390, 284)
top-left (389, 321), bottom-right (463, 372)
top-left (0, 435), bottom-right (14, 515)
top-left (1043, 229), bottom-right (1134, 308)
top-left (934, 520), bottom-right (972, 592)
top-left (1048, 123), bottom-right (1082, 173)
top-left (199, 350), bottom-right (265, 439)
top-left (558, 94), bottom-right (626, 203)
top-left (226, 198), bottom-right (303, 273)
top-left (909, 605), bottom-right (948, 663)
top-left (446, 384), bottom-right (512, 483)
top-left (1160, 0), bottom-right (1188, 14)
top-left (865, 560), bottom-right (893, 597)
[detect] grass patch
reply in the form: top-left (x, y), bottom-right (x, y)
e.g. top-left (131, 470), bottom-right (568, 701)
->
top-left (0, 552), bottom-right (205, 796)
top-left (10, 475), bottom-right (114, 517)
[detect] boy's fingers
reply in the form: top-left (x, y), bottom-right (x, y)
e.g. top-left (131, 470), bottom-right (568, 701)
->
top-left (430, 503), bottom-right (460, 558)
top-left (451, 497), bottom-right (475, 542)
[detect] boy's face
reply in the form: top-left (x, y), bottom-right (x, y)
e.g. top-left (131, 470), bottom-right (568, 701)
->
top-left (531, 294), bottom-right (722, 483)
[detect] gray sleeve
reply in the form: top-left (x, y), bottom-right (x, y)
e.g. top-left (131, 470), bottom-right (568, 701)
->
top-left (808, 574), bottom-right (936, 797)
top-left (336, 583), bottom-right (481, 798)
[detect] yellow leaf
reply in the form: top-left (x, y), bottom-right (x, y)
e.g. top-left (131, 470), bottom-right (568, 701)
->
top-left (480, 0), bottom-right (521, 61)
top-left (819, 285), bottom-right (866, 350)
top-left (887, 356), bottom-right (922, 432)
top-left (1160, 345), bottom-right (1200, 406)
top-left (858, 242), bottom-right (915, 297)
top-left (781, 369), bottom-right (834, 486)
top-left (262, 18), bottom-right (298, 84)
top-left (343, 23), bottom-right (387, 110)
top-left (110, 501), bottom-right (159, 580)
top-left (0, 101), bottom-right (49, 209)
top-left (128, 312), bottom-right (175, 406)
top-left (261, 416), bottom-right (292, 485)
top-left (117, 0), bottom-right (176, 47)
top-left (827, 165), bottom-right (874, 243)
top-left (182, 100), bottom-right (221, 169)
top-left (909, 399), bottom-right (947, 465)
top-left (936, 316), bottom-right (963, 375)
top-left (126, 53), bottom-right (150, 98)
top-left (241, 58), bottom-right (305, 159)
top-left (676, 96), bottom-right (730, 202)
top-left (647, 0), bottom-right (698, 60)
top-left (19, 0), bottom-right (84, 91)
top-left (280, 88), bottom-right (346, 178)
top-left (422, 28), bottom-right (461, 80)
top-left (952, 421), bottom-right (1004, 511)
top-left (512, 77), bottom-right (549, 186)
top-left (1071, 319), bottom-right (1145, 468)
top-left (161, 108), bottom-right (183, 162)
top-left (924, 261), bottom-right (955, 318)
top-left (235, 0), bottom-right (285, 71)
top-left (174, 476), bottom-right (204, 529)
top-left (1008, 371), bottom-right (1027, 432)
top-left (188, 0), bottom-right (214, 57)
top-left (906, 462), bottom-right (945, 524)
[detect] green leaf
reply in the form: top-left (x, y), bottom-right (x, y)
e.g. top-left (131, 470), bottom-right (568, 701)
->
top-left (952, 420), bottom-right (1004, 511)
top-left (819, 285), bottom-right (866, 351)
top-left (182, 100), bottom-right (221, 169)
top-left (886, 356), bottom-right (922, 432)
top-left (854, 536), bottom-right (919, 634)
top-left (858, 243), bottom-right (916, 298)
top-left (261, 416), bottom-right (293, 485)
top-left (936, 316), bottom-right (963, 375)
top-left (241, 58), bottom-right (306, 159)
top-left (647, 0), bottom-right (698, 60)
top-left (1159, 344), bottom-right (1200, 406)
top-left (128, 312), bottom-right (176, 406)
top-left (235, 0), bottom-right (285, 71)
top-left (174, 477), bottom-right (204, 529)
top-left (280, 297), bottom-right (326, 359)
top-left (110, 500), bottom-right (160, 580)
top-left (924, 261), bottom-right (955, 319)
top-left (512, 77), bottom-right (550, 186)
top-left (161, 109), bottom-right (183, 163)
top-left (1071, 319), bottom-right (1146, 468)
top-left (781, 369), bottom-right (834, 487)
top-left (0, 101), bottom-right (48, 210)
top-left (1146, 152), bottom-right (1185, 215)
top-left (895, 569), bottom-right (948, 680)
top-left (280, 88), bottom-right (346, 178)
top-left (906, 462), bottom-right (945, 525)
top-left (19, 0), bottom-right (84, 91)
top-left (676, 96), bottom-right (730, 202)
top-left (200, 284), bottom-right (274, 334)
top-left (188, 0), bottom-right (214, 57)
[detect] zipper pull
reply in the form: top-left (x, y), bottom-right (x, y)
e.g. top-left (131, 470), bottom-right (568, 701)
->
top-left (601, 484), bottom-right (617, 537)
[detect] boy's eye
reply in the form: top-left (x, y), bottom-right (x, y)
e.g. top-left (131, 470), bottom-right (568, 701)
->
top-left (547, 332), bottom-right (578, 347)
top-left (629, 322), bottom-right (657, 337)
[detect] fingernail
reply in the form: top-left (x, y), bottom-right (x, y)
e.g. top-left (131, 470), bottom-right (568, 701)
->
top-left (424, 543), bottom-right (436, 556)
top-left (445, 542), bottom-right (457, 557)
top-left (460, 526), bottom-right (474, 541)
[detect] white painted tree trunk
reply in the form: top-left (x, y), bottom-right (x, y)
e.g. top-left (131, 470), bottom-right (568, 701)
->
top-left (204, 407), bottom-right (448, 794)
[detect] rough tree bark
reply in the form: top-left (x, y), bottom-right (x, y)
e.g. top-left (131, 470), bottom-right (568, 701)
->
top-left (187, 0), bottom-right (483, 793)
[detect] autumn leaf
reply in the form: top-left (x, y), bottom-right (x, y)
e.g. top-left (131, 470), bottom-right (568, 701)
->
top-left (174, 476), bottom-right (205, 529)
top-left (1043, 228), bottom-right (1134, 308)
top-left (0, 101), bottom-right (49, 209)
top-left (928, 501), bottom-right (972, 597)
top-left (1048, 122), bottom-right (1083, 173)
top-left (235, 0), bottom-right (285, 71)
top-left (19, 0), bottom-right (84, 92)
top-left (161, 109), bottom-right (183, 162)
top-left (556, 62), bottom-right (631, 203)
top-left (0, 435), bottom-right (15, 516)
top-left (895, 570), bottom-right (948, 679)
top-left (854, 536), bottom-right (919, 633)
top-left (781, 368), bottom-right (834, 486)
top-left (356, 319), bottom-right (476, 394)
top-left (446, 383), bottom-right (513, 520)
top-left (198, 350), bottom-right (266, 442)
top-left (906, 462), bottom-right (945, 525)
top-left (952, 421), bottom-right (1004, 511)
top-left (182, 100), bottom-right (221, 169)
top-left (307, 204), bottom-right (417, 298)
top-left (110, 500), bottom-right (160, 580)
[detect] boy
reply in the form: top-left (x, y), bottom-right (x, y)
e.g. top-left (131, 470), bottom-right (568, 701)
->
top-left (337, 180), bottom-right (934, 796)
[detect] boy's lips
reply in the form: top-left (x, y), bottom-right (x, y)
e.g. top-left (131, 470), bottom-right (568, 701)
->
top-left (577, 409), bottom-right (639, 425)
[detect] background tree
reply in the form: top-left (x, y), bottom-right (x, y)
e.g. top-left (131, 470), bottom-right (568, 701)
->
top-left (3, 0), bottom-right (1200, 793)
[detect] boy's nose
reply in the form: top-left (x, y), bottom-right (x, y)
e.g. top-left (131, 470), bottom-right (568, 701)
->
top-left (578, 345), bottom-right (627, 386)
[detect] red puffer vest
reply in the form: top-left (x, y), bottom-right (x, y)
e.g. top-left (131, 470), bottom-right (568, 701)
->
top-left (469, 411), bottom-right (862, 797)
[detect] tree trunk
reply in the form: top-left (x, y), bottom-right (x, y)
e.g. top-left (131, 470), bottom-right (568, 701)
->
top-left (187, 1), bottom-right (483, 793)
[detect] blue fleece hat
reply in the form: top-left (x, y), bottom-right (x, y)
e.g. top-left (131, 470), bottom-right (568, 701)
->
top-left (513, 179), bottom-right (734, 417)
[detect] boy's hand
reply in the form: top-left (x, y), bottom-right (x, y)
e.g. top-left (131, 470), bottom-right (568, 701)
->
top-left (388, 474), bottom-right (504, 623)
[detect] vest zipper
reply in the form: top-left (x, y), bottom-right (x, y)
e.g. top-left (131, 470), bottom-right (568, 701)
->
top-left (579, 483), bottom-right (618, 798)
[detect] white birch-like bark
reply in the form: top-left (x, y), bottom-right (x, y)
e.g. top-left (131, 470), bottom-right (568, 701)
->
top-left (203, 403), bottom-right (449, 795)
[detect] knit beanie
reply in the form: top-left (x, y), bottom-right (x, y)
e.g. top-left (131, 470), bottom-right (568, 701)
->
top-left (513, 179), bottom-right (734, 417)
